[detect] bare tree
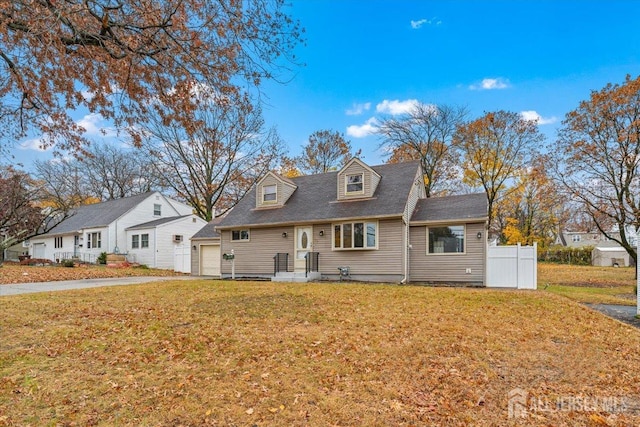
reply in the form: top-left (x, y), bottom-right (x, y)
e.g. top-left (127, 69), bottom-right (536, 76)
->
top-left (140, 92), bottom-right (282, 221)
top-left (0, 0), bottom-right (303, 155)
top-left (554, 75), bottom-right (640, 265)
top-left (378, 103), bottom-right (467, 197)
top-left (454, 110), bottom-right (543, 234)
top-left (297, 130), bottom-right (360, 174)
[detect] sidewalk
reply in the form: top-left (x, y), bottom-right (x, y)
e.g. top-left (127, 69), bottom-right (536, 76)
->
top-left (0, 276), bottom-right (200, 296)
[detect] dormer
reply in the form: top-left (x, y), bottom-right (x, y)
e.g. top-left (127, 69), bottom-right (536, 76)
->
top-left (337, 158), bottom-right (381, 200)
top-left (255, 171), bottom-right (297, 208)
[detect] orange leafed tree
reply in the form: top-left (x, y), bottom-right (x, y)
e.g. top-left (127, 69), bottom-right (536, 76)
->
top-left (455, 110), bottom-right (543, 235)
top-left (554, 74), bottom-right (640, 265)
top-left (297, 130), bottom-right (361, 174)
top-left (0, 0), bottom-right (303, 156)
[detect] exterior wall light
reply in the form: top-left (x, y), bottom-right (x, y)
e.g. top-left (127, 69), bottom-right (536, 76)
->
top-left (282, 232), bottom-right (287, 238)
top-left (319, 230), bottom-right (324, 237)
top-left (477, 231), bottom-right (482, 239)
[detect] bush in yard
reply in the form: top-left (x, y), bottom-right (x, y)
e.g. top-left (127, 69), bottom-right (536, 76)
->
top-left (61, 259), bottom-right (75, 268)
top-left (97, 252), bottom-right (107, 265)
top-left (538, 246), bottom-right (594, 265)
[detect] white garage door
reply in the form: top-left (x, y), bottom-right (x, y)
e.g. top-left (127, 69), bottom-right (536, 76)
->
top-left (200, 245), bottom-right (221, 276)
top-left (32, 243), bottom-right (45, 259)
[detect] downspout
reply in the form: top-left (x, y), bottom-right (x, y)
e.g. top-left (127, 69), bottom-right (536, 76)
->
top-left (154, 228), bottom-right (158, 268)
top-left (400, 218), bottom-right (409, 284)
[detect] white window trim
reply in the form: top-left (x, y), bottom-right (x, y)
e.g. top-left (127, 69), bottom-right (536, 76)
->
top-left (262, 184), bottom-right (277, 204)
top-left (345, 173), bottom-right (364, 195)
top-left (153, 203), bottom-right (162, 216)
top-left (332, 220), bottom-right (378, 250)
top-left (132, 234), bottom-right (140, 249)
top-left (141, 233), bottom-right (150, 248)
top-left (231, 229), bottom-right (251, 242)
top-left (427, 224), bottom-right (466, 255)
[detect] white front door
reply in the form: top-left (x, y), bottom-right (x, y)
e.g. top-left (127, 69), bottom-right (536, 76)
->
top-left (294, 226), bottom-right (313, 272)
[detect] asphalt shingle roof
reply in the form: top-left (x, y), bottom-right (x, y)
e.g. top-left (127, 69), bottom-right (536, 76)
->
top-left (191, 217), bottom-right (223, 239)
top-left (126, 215), bottom-right (189, 230)
top-left (217, 161), bottom-right (421, 228)
top-left (44, 192), bottom-right (155, 236)
top-left (410, 193), bottom-right (488, 223)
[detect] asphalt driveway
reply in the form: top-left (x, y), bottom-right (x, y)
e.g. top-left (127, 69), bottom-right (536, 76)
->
top-left (0, 276), bottom-right (200, 296)
top-left (586, 303), bottom-right (640, 329)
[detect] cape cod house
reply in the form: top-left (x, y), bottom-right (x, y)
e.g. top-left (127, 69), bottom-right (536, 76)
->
top-left (28, 192), bottom-right (206, 271)
top-left (203, 158), bottom-right (488, 284)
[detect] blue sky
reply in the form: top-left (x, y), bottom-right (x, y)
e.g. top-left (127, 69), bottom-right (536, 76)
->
top-left (14, 0), bottom-right (640, 168)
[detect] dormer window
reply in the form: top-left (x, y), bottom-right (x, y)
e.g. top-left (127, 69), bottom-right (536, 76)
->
top-left (346, 173), bottom-right (363, 194)
top-left (263, 184), bottom-right (277, 203)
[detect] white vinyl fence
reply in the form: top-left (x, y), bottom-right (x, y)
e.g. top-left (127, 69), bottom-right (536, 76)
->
top-left (487, 242), bottom-right (537, 289)
top-left (174, 244), bottom-right (191, 273)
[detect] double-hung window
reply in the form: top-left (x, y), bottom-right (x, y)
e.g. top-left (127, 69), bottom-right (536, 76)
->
top-left (428, 225), bottom-right (464, 254)
top-left (263, 184), bottom-right (277, 203)
top-left (333, 221), bottom-right (377, 250)
top-left (346, 173), bottom-right (364, 194)
top-left (141, 233), bottom-right (149, 248)
top-left (154, 204), bottom-right (161, 216)
top-left (87, 232), bottom-right (102, 249)
top-left (132, 235), bottom-right (139, 249)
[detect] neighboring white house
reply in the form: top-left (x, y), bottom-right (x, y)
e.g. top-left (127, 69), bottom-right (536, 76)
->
top-left (28, 192), bottom-right (205, 270)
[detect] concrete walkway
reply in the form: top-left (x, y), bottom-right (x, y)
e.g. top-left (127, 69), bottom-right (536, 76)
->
top-left (0, 276), bottom-right (200, 296)
top-left (586, 303), bottom-right (640, 329)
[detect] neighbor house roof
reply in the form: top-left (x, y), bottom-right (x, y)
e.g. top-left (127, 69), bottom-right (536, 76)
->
top-left (126, 215), bottom-right (190, 231)
top-left (43, 192), bottom-right (156, 236)
top-left (191, 217), bottom-right (223, 239)
top-left (217, 161), bottom-right (421, 229)
top-left (410, 193), bottom-right (488, 223)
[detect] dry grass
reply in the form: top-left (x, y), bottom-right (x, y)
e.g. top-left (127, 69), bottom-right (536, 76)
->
top-left (0, 264), bottom-right (183, 285)
top-left (539, 263), bottom-right (636, 305)
top-left (2, 280), bottom-right (640, 426)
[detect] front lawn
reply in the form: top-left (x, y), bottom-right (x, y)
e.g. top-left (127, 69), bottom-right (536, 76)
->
top-left (1, 280), bottom-right (639, 425)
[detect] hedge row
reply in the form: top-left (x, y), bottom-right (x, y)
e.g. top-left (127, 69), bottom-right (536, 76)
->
top-left (538, 246), bottom-right (594, 265)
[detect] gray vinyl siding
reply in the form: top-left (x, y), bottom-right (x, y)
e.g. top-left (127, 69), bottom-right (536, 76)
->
top-left (221, 226), bottom-right (295, 275)
top-left (409, 222), bottom-right (486, 284)
top-left (256, 174), bottom-right (298, 208)
top-left (337, 162), bottom-right (380, 200)
top-left (315, 218), bottom-right (405, 278)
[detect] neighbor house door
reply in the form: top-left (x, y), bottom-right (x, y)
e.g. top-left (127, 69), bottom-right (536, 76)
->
top-left (294, 226), bottom-right (313, 272)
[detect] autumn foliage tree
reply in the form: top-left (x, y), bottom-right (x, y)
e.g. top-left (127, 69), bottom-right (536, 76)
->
top-left (139, 91), bottom-right (282, 221)
top-left (455, 110), bottom-right (543, 235)
top-left (0, 167), bottom-right (44, 253)
top-left (297, 130), bottom-right (360, 174)
top-left (554, 74), bottom-right (640, 264)
top-left (378, 103), bottom-right (467, 197)
top-left (0, 0), bottom-right (303, 156)
top-left (496, 156), bottom-right (563, 247)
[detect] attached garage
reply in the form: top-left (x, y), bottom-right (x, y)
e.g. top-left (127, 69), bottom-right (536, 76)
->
top-left (191, 218), bottom-right (222, 277)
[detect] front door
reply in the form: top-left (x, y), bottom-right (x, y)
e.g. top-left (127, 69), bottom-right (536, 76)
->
top-left (294, 226), bottom-right (313, 272)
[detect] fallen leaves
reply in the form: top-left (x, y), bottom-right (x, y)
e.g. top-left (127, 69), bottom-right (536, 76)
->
top-left (0, 264), bottom-right (184, 284)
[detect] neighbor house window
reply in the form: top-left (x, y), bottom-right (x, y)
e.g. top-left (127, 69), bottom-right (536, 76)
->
top-left (87, 232), bottom-right (101, 249)
top-left (231, 230), bottom-right (250, 241)
top-left (428, 225), bottom-right (464, 254)
top-left (154, 204), bottom-right (161, 216)
top-left (346, 173), bottom-right (363, 193)
top-left (141, 233), bottom-right (149, 248)
top-left (263, 184), bottom-right (277, 202)
top-left (132, 235), bottom-right (139, 249)
top-left (54, 236), bottom-right (63, 248)
top-left (333, 221), bottom-right (377, 249)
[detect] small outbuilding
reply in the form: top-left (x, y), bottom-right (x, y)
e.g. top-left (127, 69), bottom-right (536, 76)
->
top-left (191, 218), bottom-right (222, 277)
top-left (592, 242), bottom-right (629, 267)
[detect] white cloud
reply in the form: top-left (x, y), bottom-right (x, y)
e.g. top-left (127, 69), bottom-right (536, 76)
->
top-left (347, 117), bottom-right (379, 138)
top-left (469, 78), bottom-right (510, 90)
top-left (410, 17), bottom-right (441, 29)
top-left (376, 99), bottom-right (419, 115)
top-left (346, 102), bottom-right (371, 116)
top-left (520, 110), bottom-right (557, 125)
top-left (18, 137), bottom-right (50, 152)
top-left (77, 113), bottom-right (116, 137)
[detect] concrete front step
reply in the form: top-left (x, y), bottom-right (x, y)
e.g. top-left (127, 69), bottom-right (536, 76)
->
top-left (271, 271), bottom-right (321, 283)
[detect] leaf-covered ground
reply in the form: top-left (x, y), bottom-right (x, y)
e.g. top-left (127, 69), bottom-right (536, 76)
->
top-left (1, 280), bottom-right (639, 426)
top-left (0, 264), bottom-right (183, 285)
